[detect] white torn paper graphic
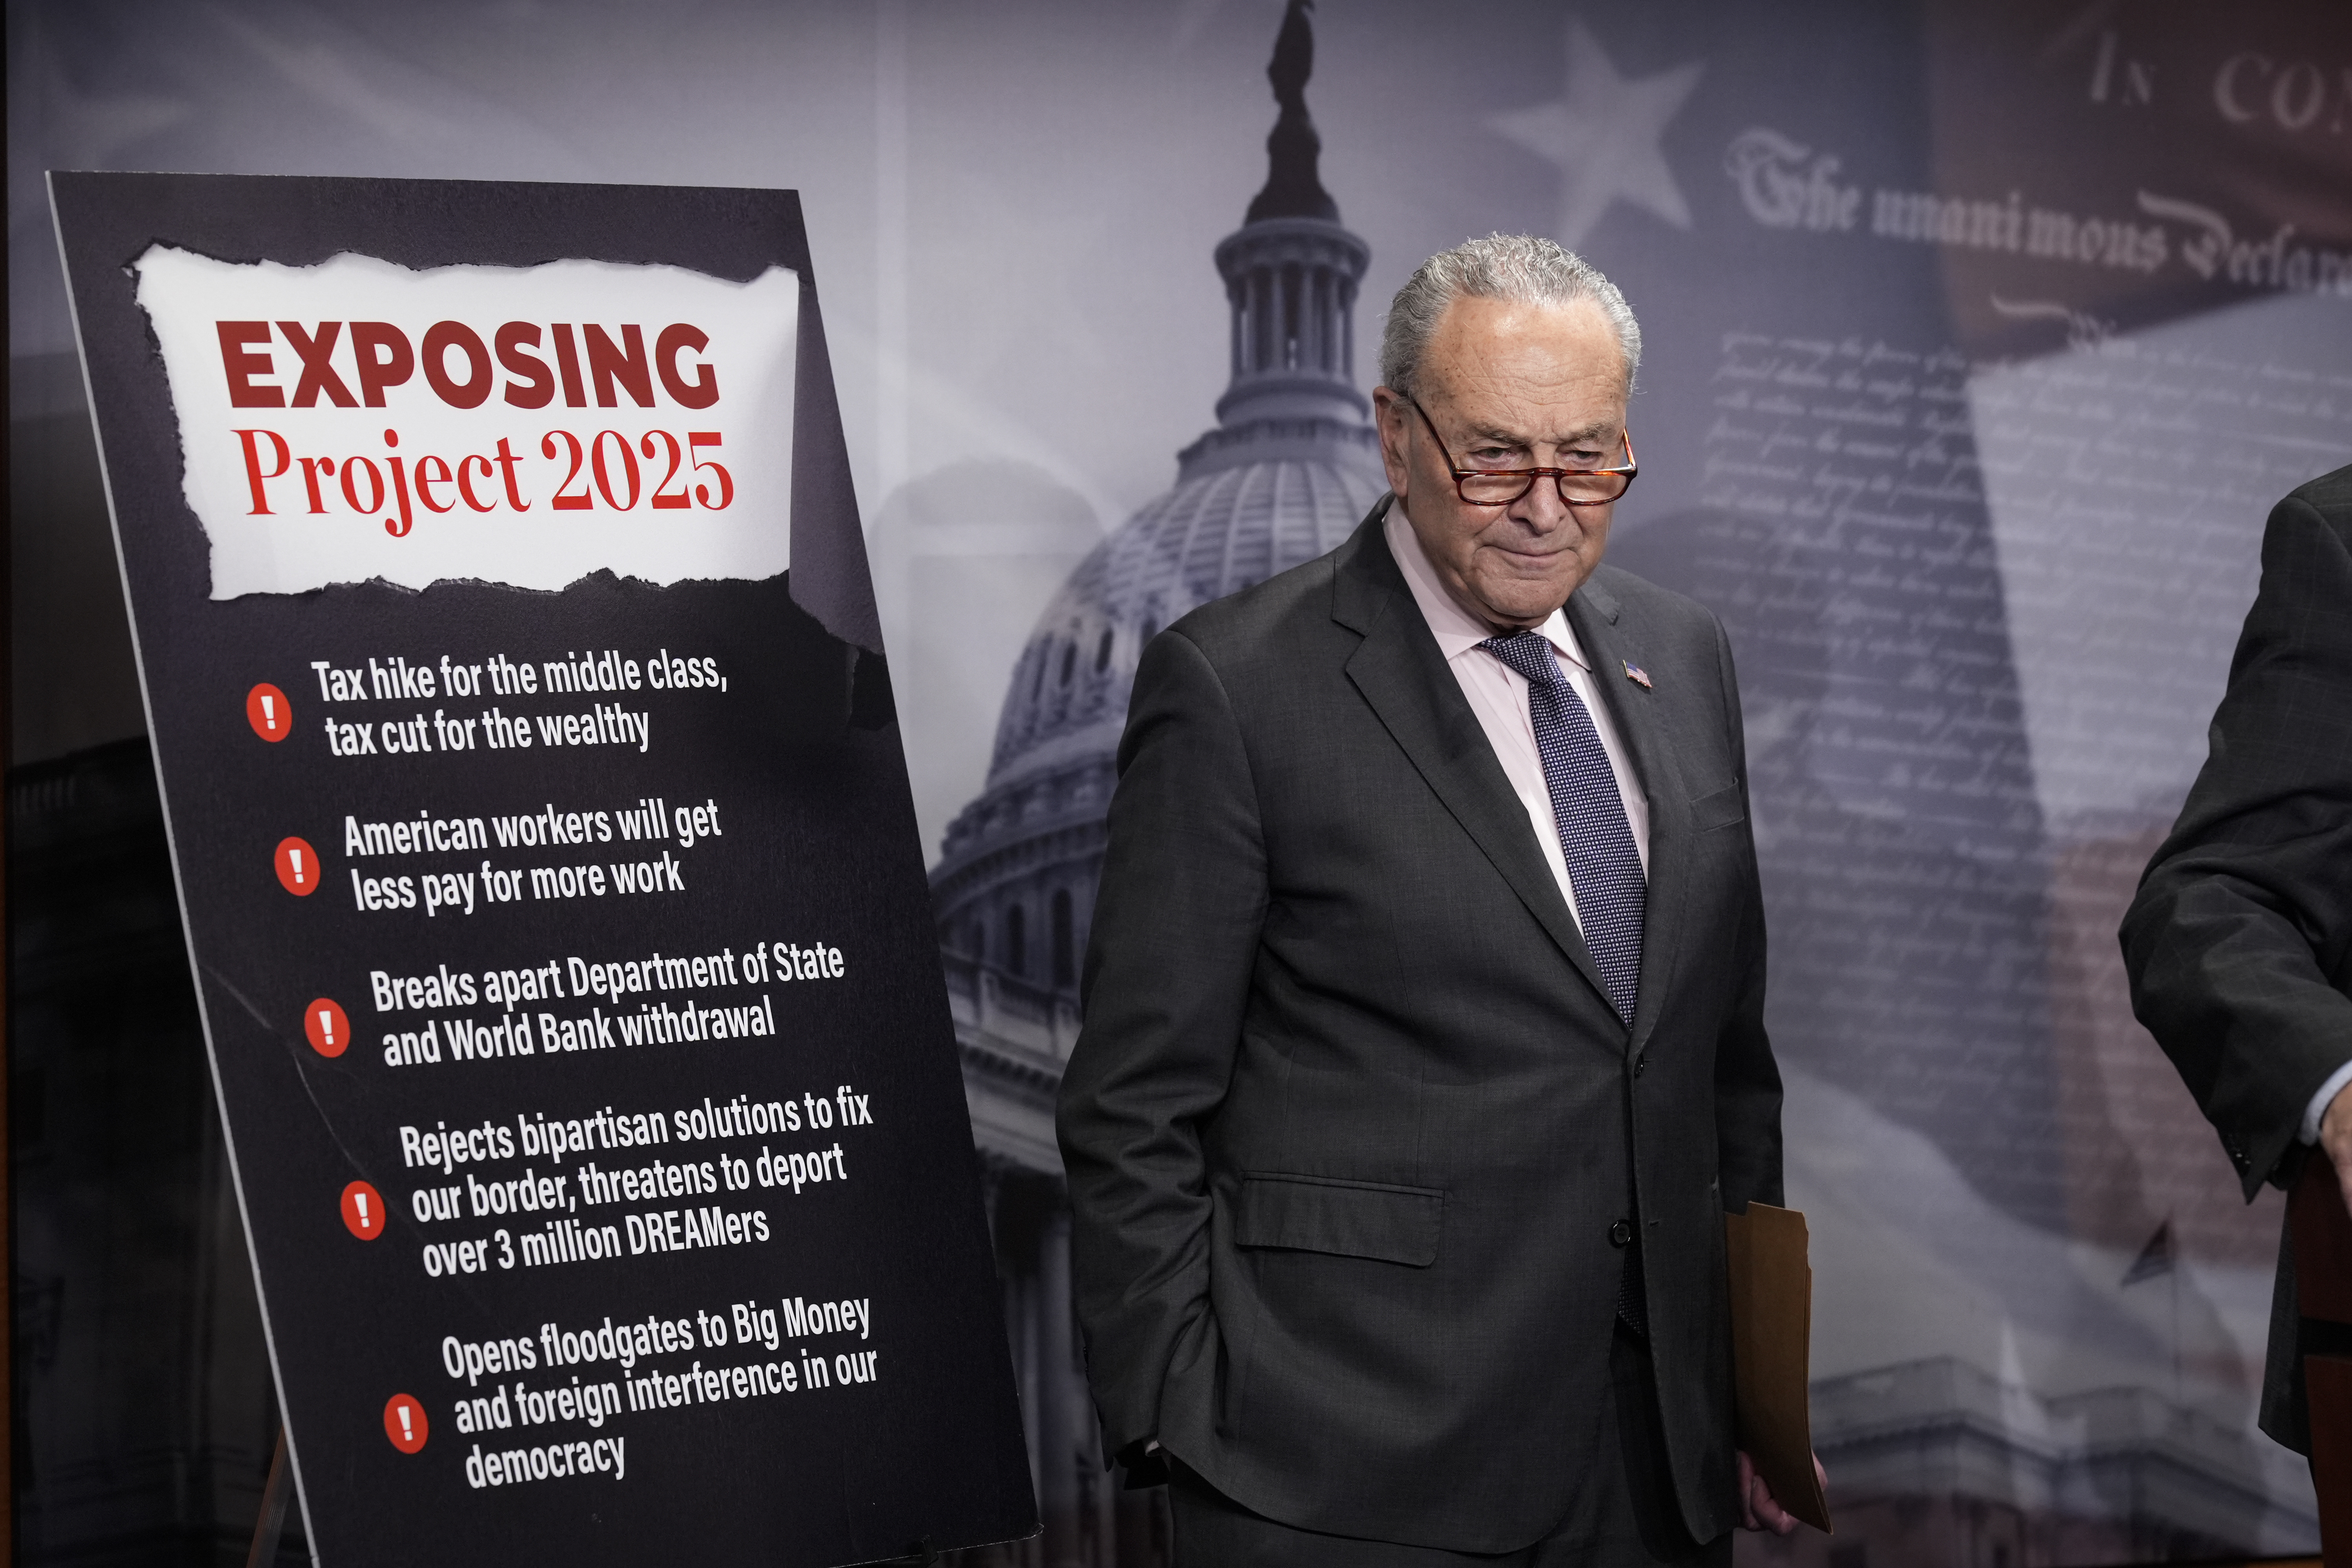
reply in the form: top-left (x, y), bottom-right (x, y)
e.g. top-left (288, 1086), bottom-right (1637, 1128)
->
top-left (131, 247), bottom-right (799, 599)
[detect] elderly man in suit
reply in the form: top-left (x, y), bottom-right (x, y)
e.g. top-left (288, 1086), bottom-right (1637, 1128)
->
top-left (2122, 462), bottom-right (2352, 1475)
top-left (1057, 235), bottom-right (1806, 1565)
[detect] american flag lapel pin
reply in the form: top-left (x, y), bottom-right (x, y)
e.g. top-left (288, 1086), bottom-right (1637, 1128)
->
top-left (1622, 661), bottom-right (1653, 690)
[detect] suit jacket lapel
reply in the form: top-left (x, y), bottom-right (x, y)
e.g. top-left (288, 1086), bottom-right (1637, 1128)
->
top-left (1332, 505), bottom-right (1614, 1012)
top-left (1566, 579), bottom-right (1691, 1058)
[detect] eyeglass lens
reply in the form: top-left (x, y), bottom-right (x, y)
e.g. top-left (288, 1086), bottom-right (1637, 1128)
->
top-left (1457, 467), bottom-right (1631, 505)
top-left (1410, 399), bottom-right (1632, 507)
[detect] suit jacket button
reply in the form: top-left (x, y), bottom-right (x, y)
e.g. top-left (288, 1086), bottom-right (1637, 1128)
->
top-left (1634, 1054), bottom-right (1647, 1077)
top-left (1609, 1219), bottom-right (1633, 1248)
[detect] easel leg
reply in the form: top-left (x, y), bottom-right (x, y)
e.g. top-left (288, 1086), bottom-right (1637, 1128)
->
top-left (246, 1425), bottom-right (292, 1568)
top-left (2291, 1151), bottom-right (2352, 1568)
top-left (2313, 1354), bottom-right (2352, 1568)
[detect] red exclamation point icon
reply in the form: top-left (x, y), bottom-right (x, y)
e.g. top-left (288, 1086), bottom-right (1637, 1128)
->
top-left (246, 683), bottom-right (292, 742)
top-left (304, 998), bottom-right (350, 1058)
top-left (275, 837), bottom-right (319, 896)
top-left (341, 1180), bottom-right (385, 1240)
top-left (383, 1393), bottom-right (428, 1454)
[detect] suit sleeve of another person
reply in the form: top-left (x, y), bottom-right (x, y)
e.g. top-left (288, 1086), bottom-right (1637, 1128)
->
top-left (2122, 482), bottom-right (2352, 1198)
top-left (1708, 614), bottom-right (1784, 1213)
top-left (1058, 627), bottom-right (1268, 1462)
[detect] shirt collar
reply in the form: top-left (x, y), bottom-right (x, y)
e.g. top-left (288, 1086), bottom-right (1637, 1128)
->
top-left (1385, 500), bottom-right (1590, 672)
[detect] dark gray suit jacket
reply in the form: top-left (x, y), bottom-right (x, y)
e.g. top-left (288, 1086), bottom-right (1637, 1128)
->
top-left (2122, 461), bottom-right (2352, 1455)
top-left (1057, 502), bottom-right (1783, 1552)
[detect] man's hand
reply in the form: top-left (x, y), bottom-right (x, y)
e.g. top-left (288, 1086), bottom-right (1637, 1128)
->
top-left (2323, 1082), bottom-right (2352, 1218)
top-left (1737, 1448), bottom-right (1827, 1534)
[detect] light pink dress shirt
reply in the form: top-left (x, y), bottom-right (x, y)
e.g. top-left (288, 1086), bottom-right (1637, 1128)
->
top-left (1385, 503), bottom-right (1650, 933)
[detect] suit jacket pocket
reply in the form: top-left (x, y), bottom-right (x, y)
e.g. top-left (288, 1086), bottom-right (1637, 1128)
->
top-left (1690, 782), bottom-right (1746, 832)
top-left (1233, 1172), bottom-right (1443, 1266)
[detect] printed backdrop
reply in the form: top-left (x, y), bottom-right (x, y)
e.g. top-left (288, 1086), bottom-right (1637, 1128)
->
top-left (10, 1), bottom-right (2350, 1563)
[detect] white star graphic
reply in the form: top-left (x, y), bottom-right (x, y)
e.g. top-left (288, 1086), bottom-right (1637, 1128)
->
top-left (1488, 20), bottom-right (1706, 250)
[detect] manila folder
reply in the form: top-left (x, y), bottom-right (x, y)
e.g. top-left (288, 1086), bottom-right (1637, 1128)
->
top-left (1723, 1202), bottom-right (1831, 1532)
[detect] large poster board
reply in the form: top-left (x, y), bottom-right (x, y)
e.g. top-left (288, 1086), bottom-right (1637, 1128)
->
top-left (49, 172), bottom-right (1035, 1565)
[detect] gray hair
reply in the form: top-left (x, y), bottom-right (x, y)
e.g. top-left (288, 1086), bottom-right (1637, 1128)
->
top-left (1378, 234), bottom-right (1641, 398)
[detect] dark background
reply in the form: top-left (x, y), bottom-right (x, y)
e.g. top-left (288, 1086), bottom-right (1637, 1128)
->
top-left (34, 171), bottom-right (1031, 1563)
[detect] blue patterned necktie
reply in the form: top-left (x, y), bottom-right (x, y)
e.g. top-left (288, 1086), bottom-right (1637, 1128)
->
top-left (1478, 629), bottom-right (1646, 1028)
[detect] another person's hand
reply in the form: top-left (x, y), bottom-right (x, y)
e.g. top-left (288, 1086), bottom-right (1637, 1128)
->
top-left (2323, 1082), bottom-right (2352, 1218)
top-left (1737, 1448), bottom-right (1827, 1534)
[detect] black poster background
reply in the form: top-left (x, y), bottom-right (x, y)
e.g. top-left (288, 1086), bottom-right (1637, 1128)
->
top-left (49, 173), bottom-right (1034, 1565)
